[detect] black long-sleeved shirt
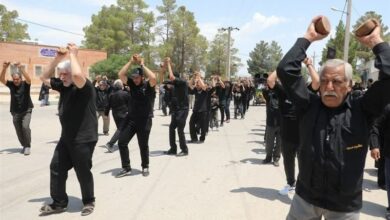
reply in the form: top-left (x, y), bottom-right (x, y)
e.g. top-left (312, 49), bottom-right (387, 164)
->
top-left (277, 38), bottom-right (390, 212)
top-left (370, 104), bottom-right (390, 158)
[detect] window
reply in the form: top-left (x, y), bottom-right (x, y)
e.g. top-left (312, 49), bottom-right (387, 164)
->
top-left (35, 65), bottom-right (43, 76)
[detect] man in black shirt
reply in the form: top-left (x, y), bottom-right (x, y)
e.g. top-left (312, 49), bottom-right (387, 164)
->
top-left (104, 79), bottom-right (130, 152)
top-left (267, 63), bottom-right (319, 196)
top-left (213, 76), bottom-right (226, 127)
top-left (1, 61), bottom-right (33, 155)
top-left (96, 80), bottom-right (111, 135)
top-left (188, 72), bottom-right (208, 143)
top-left (163, 58), bottom-right (189, 156)
top-left (278, 16), bottom-right (390, 219)
top-left (39, 43), bottom-right (98, 216)
top-left (117, 54), bottom-right (157, 178)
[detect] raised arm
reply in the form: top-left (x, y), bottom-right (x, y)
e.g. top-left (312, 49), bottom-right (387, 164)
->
top-left (118, 57), bottom-right (133, 85)
top-left (165, 57), bottom-right (175, 81)
top-left (68, 43), bottom-right (86, 89)
top-left (138, 55), bottom-right (156, 87)
top-left (0, 61), bottom-right (10, 85)
top-left (267, 71), bottom-right (277, 89)
top-left (276, 16), bottom-right (328, 110)
top-left (303, 57), bottom-right (320, 90)
top-left (40, 48), bottom-right (67, 86)
top-left (14, 62), bottom-right (31, 85)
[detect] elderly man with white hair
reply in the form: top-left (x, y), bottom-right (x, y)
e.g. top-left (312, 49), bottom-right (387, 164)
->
top-left (39, 43), bottom-right (98, 216)
top-left (277, 16), bottom-right (390, 219)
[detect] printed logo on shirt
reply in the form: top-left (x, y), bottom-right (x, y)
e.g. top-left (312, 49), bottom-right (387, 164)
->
top-left (346, 144), bottom-right (363, 150)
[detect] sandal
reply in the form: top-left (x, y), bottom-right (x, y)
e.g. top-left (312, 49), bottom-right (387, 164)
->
top-left (39, 204), bottom-right (67, 215)
top-left (81, 202), bottom-right (95, 216)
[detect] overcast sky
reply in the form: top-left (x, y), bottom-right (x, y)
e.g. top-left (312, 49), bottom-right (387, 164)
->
top-left (1, 0), bottom-right (389, 75)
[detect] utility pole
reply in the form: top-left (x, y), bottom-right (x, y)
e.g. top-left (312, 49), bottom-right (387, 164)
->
top-left (219, 27), bottom-right (239, 80)
top-left (344, 0), bottom-right (352, 62)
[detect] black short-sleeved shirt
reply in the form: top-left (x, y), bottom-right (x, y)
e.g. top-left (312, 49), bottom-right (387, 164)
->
top-left (273, 83), bottom-right (299, 143)
top-left (189, 88), bottom-right (208, 113)
top-left (262, 88), bottom-right (280, 127)
top-left (6, 81), bottom-right (34, 113)
top-left (50, 78), bottom-right (98, 143)
top-left (127, 77), bottom-right (156, 119)
top-left (171, 78), bottom-right (189, 111)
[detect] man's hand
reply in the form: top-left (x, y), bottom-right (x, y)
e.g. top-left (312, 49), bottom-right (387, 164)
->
top-left (3, 61), bottom-right (10, 69)
top-left (67, 43), bottom-right (78, 56)
top-left (303, 57), bottom-right (313, 66)
top-left (370, 148), bottom-right (380, 161)
top-left (132, 54), bottom-right (142, 65)
top-left (356, 24), bottom-right (384, 49)
top-left (304, 16), bottom-right (329, 42)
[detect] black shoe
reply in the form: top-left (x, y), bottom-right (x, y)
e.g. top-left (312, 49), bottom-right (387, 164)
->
top-left (115, 168), bottom-right (132, 178)
top-left (40, 204), bottom-right (67, 216)
top-left (273, 161), bottom-right (280, 167)
top-left (164, 149), bottom-right (177, 155)
top-left (177, 151), bottom-right (188, 157)
top-left (378, 184), bottom-right (386, 190)
top-left (263, 158), bottom-right (272, 164)
top-left (198, 140), bottom-right (205, 144)
top-left (142, 168), bottom-right (150, 177)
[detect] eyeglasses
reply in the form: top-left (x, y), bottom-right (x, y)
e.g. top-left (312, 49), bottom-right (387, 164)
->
top-left (320, 78), bottom-right (347, 87)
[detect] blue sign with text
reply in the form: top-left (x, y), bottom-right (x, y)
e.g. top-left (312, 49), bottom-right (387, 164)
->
top-left (40, 48), bottom-right (57, 57)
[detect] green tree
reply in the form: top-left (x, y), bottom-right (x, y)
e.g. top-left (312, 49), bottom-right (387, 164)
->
top-left (156, 0), bottom-right (177, 43)
top-left (247, 40), bottom-right (283, 76)
top-left (90, 54), bottom-right (131, 79)
top-left (83, 0), bottom-right (155, 57)
top-left (206, 30), bottom-right (241, 78)
top-left (0, 4), bottom-right (30, 41)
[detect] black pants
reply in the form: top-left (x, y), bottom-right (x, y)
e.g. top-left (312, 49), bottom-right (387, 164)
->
top-left (50, 139), bottom-right (96, 207)
top-left (118, 118), bottom-right (152, 169)
top-left (378, 156), bottom-right (385, 186)
top-left (265, 125), bottom-right (281, 161)
top-left (189, 111), bottom-right (207, 141)
top-left (281, 139), bottom-right (299, 186)
top-left (219, 100), bottom-right (225, 125)
top-left (225, 98), bottom-right (231, 120)
top-left (11, 108), bottom-right (32, 148)
top-left (107, 115), bottom-right (126, 146)
top-left (169, 109), bottom-right (189, 152)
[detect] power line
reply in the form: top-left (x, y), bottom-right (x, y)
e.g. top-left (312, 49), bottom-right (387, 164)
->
top-left (15, 18), bottom-right (84, 37)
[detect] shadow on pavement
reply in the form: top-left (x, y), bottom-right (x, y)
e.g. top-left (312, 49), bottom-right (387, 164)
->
top-left (363, 178), bottom-right (383, 192)
top-left (101, 168), bottom-right (142, 176)
top-left (364, 168), bottom-right (377, 177)
top-left (28, 196), bottom-right (82, 213)
top-left (0, 147), bottom-right (22, 154)
top-left (161, 124), bottom-right (170, 127)
top-left (361, 200), bottom-right (386, 218)
top-left (230, 187), bottom-right (292, 205)
top-left (97, 144), bottom-right (118, 153)
top-left (149, 150), bottom-right (166, 157)
top-left (251, 128), bottom-right (266, 132)
top-left (248, 132), bottom-right (264, 136)
top-left (240, 158), bottom-right (263, 165)
top-left (251, 148), bottom-right (266, 154)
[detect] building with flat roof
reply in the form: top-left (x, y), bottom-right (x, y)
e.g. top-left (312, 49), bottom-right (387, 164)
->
top-left (0, 41), bottom-right (107, 85)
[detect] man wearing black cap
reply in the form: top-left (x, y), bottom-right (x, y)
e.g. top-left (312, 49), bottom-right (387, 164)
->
top-left (116, 54), bottom-right (157, 177)
top-left (163, 57), bottom-right (189, 156)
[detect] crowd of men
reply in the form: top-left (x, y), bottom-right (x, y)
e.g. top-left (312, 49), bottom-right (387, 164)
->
top-left (0, 15), bottom-right (389, 219)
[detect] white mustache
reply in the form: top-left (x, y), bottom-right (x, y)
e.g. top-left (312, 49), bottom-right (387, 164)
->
top-left (323, 91), bottom-right (338, 98)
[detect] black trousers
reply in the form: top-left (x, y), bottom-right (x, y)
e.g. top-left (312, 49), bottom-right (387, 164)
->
top-left (281, 139), bottom-right (299, 186)
top-left (50, 139), bottom-right (96, 207)
top-left (265, 125), bottom-right (281, 161)
top-left (189, 111), bottom-right (207, 141)
top-left (169, 109), bottom-right (189, 152)
top-left (378, 156), bottom-right (385, 186)
top-left (219, 100), bottom-right (226, 125)
top-left (224, 98), bottom-right (231, 120)
top-left (107, 115), bottom-right (126, 146)
top-left (118, 118), bottom-right (152, 169)
top-left (11, 108), bottom-right (32, 148)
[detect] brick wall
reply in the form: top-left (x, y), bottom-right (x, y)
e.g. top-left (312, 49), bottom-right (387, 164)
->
top-left (0, 42), bottom-right (107, 85)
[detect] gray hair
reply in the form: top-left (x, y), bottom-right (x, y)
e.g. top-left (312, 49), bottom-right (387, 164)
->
top-left (57, 60), bottom-right (71, 73)
top-left (319, 59), bottom-right (353, 83)
top-left (113, 79), bottom-right (123, 90)
top-left (11, 72), bottom-right (22, 78)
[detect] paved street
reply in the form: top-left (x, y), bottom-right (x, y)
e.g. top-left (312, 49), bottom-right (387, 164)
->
top-left (0, 101), bottom-right (387, 220)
